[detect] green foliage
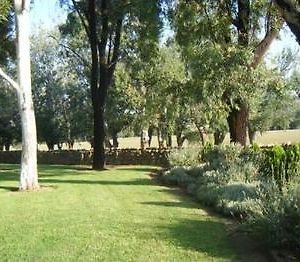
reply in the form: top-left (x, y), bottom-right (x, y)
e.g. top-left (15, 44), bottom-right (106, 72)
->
top-left (0, 0), bottom-right (10, 22)
top-left (261, 144), bottom-right (300, 188)
top-left (162, 167), bottom-right (194, 186)
top-left (169, 147), bottom-right (201, 167)
top-left (163, 143), bottom-right (261, 219)
top-left (249, 182), bottom-right (300, 249)
top-left (105, 63), bottom-right (141, 140)
top-left (0, 87), bottom-right (20, 149)
top-left (31, 30), bottom-right (92, 149)
top-left (162, 142), bottom-right (300, 250)
top-left (202, 144), bottom-right (243, 171)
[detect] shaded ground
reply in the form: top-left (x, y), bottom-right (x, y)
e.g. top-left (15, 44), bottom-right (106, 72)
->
top-left (0, 164), bottom-right (270, 261)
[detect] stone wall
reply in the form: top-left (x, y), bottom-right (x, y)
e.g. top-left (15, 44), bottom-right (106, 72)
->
top-left (0, 148), bottom-right (170, 167)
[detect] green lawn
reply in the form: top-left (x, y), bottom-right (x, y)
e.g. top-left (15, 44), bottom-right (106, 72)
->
top-left (0, 165), bottom-right (241, 261)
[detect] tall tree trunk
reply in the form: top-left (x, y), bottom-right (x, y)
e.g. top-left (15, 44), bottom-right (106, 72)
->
top-left (227, 0), bottom-right (250, 146)
top-left (93, 102), bottom-right (105, 169)
top-left (227, 103), bottom-right (248, 146)
top-left (15, 0), bottom-right (39, 190)
top-left (73, 0), bottom-right (123, 169)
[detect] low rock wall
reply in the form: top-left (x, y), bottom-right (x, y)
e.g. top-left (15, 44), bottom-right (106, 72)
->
top-left (0, 148), bottom-right (170, 167)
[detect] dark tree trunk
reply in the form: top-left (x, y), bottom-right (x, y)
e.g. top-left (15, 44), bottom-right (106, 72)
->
top-left (175, 123), bottom-right (186, 148)
top-left (112, 131), bottom-right (119, 148)
top-left (157, 128), bottom-right (164, 149)
top-left (227, 102), bottom-right (248, 146)
top-left (140, 130), bottom-right (146, 150)
top-left (46, 141), bottom-right (54, 151)
top-left (213, 130), bottom-right (226, 145)
top-left (194, 122), bottom-right (206, 146)
top-left (225, 0), bottom-right (250, 146)
top-left (74, 0), bottom-right (123, 169)
top-left (4, 143), bottom-right (10, 151)
top-left (93, 103), bottom-right (106, 169)
top-left (166, 134), bottom-right (172, 148)
top-left (248, 124), bottom-right (256, 145)
top-left (148, 125), bottom-right (153, 147)
top-left (176, 134), bottom-right (185, 148)
top-left (67, 140), bottom-right (74, 150)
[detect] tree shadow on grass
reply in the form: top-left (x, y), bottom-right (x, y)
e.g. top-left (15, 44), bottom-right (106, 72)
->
top-left (0, 186), bottom-right (19, 192)
top-left (39, 178), bottom-right (154, 186)
top-left (159, 218), bottom-right (239, 260)
top-left (114, 167), bottom-right (160, 173)
top-left (141, 201), bottom-right (198, 209)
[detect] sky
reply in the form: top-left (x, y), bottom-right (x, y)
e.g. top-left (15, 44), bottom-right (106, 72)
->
top-left (29, 0), bottom-right (299, 61)
top-left (30, 0), bottom-right (67, 34)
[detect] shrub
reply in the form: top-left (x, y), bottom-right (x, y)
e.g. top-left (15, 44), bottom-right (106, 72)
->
top-left (202, 144), bottom-right (242, 171)
top-left (162, 167), bottom-right (194, 186)
top-left (215, 182), bottom-right (261, 218)
top-left (169, 147), bottom-right (202, 167)
top-left (162, 143), bottom-right (300, 252)
top-left (248, 181), bottom-right (300, 249)
top-left (261, 144), bottom-right (300, 189)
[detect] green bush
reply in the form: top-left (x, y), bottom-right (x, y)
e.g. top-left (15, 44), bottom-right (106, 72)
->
top-left (162, 143), bottom-right (300, 251)
top-left (248, 181), bottom-right (300, 249)
top-left (261, 144), bottom-right (300, 189)
top-left (202, 144), bottom-right (242, 171)
top-left (162, 167), bottom-right (194, 186)
top-left (215, 182), bottom-right (260, 218)
top-left (169, 147), bottom-right (202, 167)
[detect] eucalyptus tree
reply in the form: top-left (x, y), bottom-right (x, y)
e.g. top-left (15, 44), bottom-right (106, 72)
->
top-left (60, 0), bottom-right (162, 169)
top-left (0, 0), bottom-right (39, 190)
top-left (105, 63), bottom-right (140, 148)
top-left (125, 43), bottom-right (187, 148)
top-left (31, 31), bottom-right (92, 150)
top-left (171, 0), bottom-right (283, 146)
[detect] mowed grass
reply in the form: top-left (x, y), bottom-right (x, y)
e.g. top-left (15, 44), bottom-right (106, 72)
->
top-left (0, 165), bottom-right (241, 261)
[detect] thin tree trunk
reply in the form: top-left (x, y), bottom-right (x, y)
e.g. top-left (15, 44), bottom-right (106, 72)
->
top-left (166, 134), bottom-right (172, 148)
top-left (213, 129), bottom-right (226, 145)
top-left (112, 131), bottom-right (119, 148)
top-left (248, 123), bottom-right (256, 145)
top-left (15, 0), bottom-right (39, 190)
top-left (148, 125), bottom-right (153, 147)
top-left (176, 135), bottom-right (185, 148)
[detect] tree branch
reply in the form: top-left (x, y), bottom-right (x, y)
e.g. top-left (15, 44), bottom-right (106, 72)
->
top-left (251, 18), bottom-right (283, 69)
top-left (274, 0), bottom-right (300, 44)
top-left (109, 18), bottom-right (123, 71)
top-left (71, 0), bottom-right (90, 38)
top-left (49, 35), bottom-right (91, 68)
top-left (0, 67), bottom-right (19, 91)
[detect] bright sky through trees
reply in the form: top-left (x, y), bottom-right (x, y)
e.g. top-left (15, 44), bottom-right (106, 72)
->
top-left (29, 1), bottom-right (298, 60)
top-left (30, 0), bottom-right (67, 33)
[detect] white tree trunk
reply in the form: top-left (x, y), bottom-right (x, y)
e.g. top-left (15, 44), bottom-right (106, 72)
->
top-left (14, 0), bottom-right (39, 190)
